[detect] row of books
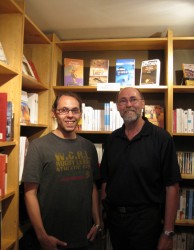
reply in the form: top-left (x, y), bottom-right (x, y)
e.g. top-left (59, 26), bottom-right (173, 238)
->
top-left (0, 93), bottom-right (14, 142)
top-left (173, 108), bottom-right (194, 133)
top-left (64, 58), bottom-right (161, 87)
top-left (176, 188), bottom-right (194, 221)
top-left (0, 153), bottom-right (8, 196)
top-left (79, 102), bottom-right (123, 131)
top-left (173, 232), bottom-right (194, 250)
top-left (21, 91), bottom-right (39, 124)
top-left (177, 151), bottom-right (194, 175)
top-left (77, 104), bottom-right (164, 131)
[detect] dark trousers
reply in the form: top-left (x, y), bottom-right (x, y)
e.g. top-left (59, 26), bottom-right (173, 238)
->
top-left (107, 205), bottom-right (163, 250)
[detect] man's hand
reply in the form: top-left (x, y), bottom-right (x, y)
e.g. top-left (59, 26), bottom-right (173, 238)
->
top-left (39, 235), bottom-right (67, 250)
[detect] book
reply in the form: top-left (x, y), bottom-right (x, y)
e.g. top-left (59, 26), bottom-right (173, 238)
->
top-left (140, 59), bottom-right (160, 86)
top-left (182, 63), bottom-right (194, 85)
top-left (0, 154), bottom-right (8, 196)
top-left (6, 101), bottom-right (14, 141)
top-left (22, 55), bottom-right (36, 79)
top-left (19, 136), bottom-right (29, 182)
top-left (28, 60), bottom-right (41, 82)
top-left (0, 42), bottom-right (8, 64)
top-left (0, 93), bottom-right (8, 141)
top-left (115, 59), bottom-right (135, 86)
top-left (144, 105), bottom-right (164, 128)
top-left (28, 93), bottom-right (38, 124)
top-left (20, 91), bottom-right (30, 123)
top-left (89, 59), bottom-right (109, 86)
top-left (64, 58), bottom-right (84, 86)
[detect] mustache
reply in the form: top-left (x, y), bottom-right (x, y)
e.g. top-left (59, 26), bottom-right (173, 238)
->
top-left (124, 108), bottom-right (136, 112)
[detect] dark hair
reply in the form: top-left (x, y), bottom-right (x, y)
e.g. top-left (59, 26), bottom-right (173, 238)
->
top-left (52, 91), bottom-right (82, 111)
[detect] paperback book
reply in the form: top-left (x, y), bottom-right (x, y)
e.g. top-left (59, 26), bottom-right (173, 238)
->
top-left (64, 58), bottom-right (84, 86)
top-left (89, 59), bottom-right (109, 86)
top-left (140, 59), bottom-right (160, 86)
top-left (0, 42), bottom-right (8, 64)
top-left (22, 55), bottom-right (36, 79)
top-left (144, 105), bottom-right (164, 128)
top-left (0, 93), bottom-right (7, 141)
top-left (115, 59), bottom-right (135, 86)
top-left (182, 63), bottom-right (194, 85)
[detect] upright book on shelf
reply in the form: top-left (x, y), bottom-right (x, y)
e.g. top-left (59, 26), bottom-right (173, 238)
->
top-left (115, 59), bottom-right (135, 86)
top-left (89, 59), bottom-right (109, 86)
top-left (22, 55), bottom-right (36, 79)
top-left (144, 105), bottom-right (164, 128)
top-left (0, 42), bottom-right (8, 64)
top-left (64, 58), bottom-right (84, 86)
top-left (0, 92), bottom-right (7, 141)
top-left (182, 63), bottom-right (194, 85)
top-left (28, 93), bottom-right (38, 124)
top-left (140, 59), bottom-right (160, 86)
top-left (0, 154), bottom-right (8, 196)
top-left (6, 101), bottom-right (14, 141)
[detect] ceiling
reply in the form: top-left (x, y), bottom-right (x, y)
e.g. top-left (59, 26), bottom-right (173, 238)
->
top-left (25, 0), bottom-right (194, 41)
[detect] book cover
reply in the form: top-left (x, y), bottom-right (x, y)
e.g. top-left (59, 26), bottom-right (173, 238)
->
top-left (140, 59), bottom-right (160, 86)
top-left (144, 105), bottom-right (164, 128)
top-left (28, 60), bottom-right (41, 82)
top-left (20, 102), bottom-right (30, 124)
top-left (0, 42), bottom-right (8, 64)
top-left (6, 101), bottom-right (14, 141)
top-left (115, 59), bottom-right (135, 86)
top-left (0, 93), bottom-right (7, 141)
top-left (28, 93), bottom-right (38, 124)
top-left (22, 55), bottom-right (36, 79)
top-left (64, 58), bottom-right (84, 86)
top-left (19, 136), bottom-right (29, 182)
top-left (0, 154), bottom-right (8, 196)
top-left (89, 59), bottom-right (109, 86)
top-left (182, 63), bottom-right (194, 85)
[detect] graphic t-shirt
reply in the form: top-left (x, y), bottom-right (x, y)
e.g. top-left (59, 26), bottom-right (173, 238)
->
top-left (22, 133), bottom-right (99, 248)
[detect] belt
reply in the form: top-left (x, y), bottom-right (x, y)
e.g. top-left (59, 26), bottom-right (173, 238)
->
top-left (111, 206), bottom-right (132, 214)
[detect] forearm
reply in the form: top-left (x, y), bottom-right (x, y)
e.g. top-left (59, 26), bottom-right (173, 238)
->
top-left (24, 186), bottom-right (47, 240)
top-left (91, 183), bottom-right (101, 225)
top-left (163, 183), bottom-right (180, 231)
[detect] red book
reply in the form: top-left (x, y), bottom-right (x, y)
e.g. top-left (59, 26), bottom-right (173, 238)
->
top-left (0, 154), bottom-right (8, 196)
top-left (28, 61), bottom-right (41, 82)
top-left (0, 93), bottom-right (7, 141)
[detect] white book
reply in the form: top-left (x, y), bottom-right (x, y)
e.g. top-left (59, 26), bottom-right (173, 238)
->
top-left (81, 103), bottom-right (85, 130)
top-left (28, 93), bottom-right (38, 124)
top-left (22, 54), bottom-right (36, 79)
top-left (140, 59), bottom-right (160, 86)
top-left (0, 42), bottom-right (8, 64)
top-left (187, 109), bottom-right (194, 133)
top-left (19, 136), bottom-right (29, 182)
top-left (176, 108), bottom-right (184, 133)
top-left (183, 109), bottom-right (188, 133)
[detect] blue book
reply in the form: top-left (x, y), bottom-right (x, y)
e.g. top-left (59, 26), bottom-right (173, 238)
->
top-left (115, 59), bottom-right (135, 86)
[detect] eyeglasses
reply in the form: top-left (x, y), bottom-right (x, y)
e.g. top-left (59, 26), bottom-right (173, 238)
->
top-left (118, 97), bottom-right (143, 106)
top-left (56, 107), bottom-right (80, 115)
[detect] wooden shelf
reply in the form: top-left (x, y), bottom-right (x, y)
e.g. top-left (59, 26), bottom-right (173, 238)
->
top-left (22, 75), bottom-right (48, 91)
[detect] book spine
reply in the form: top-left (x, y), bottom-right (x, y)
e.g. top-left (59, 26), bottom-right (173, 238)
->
top-left (0, 93), bottom-right (7, 141)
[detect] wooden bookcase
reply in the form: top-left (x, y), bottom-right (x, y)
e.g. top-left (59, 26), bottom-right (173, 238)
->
top-left (1, 0), bottom-right (194, 249)
top-left (0, 1), bottom-right (52, 249)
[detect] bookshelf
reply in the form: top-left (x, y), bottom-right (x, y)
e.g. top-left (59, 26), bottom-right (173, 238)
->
top-left (0, 0), bottom-right (52, 249)
top-left (1, 0), bottom-right (194, 249)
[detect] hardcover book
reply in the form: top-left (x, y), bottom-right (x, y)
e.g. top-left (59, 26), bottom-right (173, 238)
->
top-left (140, 59), bottom-right (160, 86)
top-left (144, 105), bottom-right (164, 128)
top-left (115, 59), bottom-right (135, 86)
top-left (0, 42), bottom-right (8, 64)
top-left (64, 58), bottom-right (84, 86)
top-left (0, 93), bottom-right (7, 141)
top-left (28, 60), bottom-right (41, 82)
top-left (182, 63), bottom-right (194, 85)
top-left (22, 55), bottom-right (36, 79)
top-left (89, 59), bottom-right (109, 86)
top-left (0, 154), bottom-right (8, 196)
top-left (6, 101), bottom-right (14, 141)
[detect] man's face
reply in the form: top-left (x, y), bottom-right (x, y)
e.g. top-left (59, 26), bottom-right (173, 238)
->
top-left (54, 95), bottom-right (81, 133)
top-left (117, 88), bottom-right (145, 124)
